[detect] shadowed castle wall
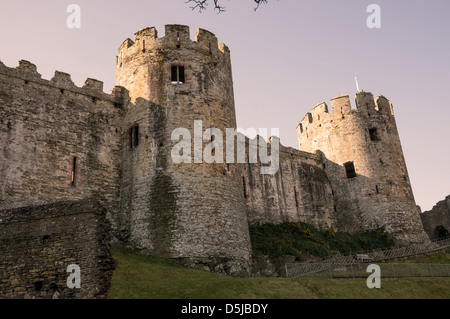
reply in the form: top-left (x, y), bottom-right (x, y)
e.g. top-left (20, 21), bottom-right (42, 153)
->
top-left (421, 195), bottom-right (450, 240)
top-left (0, 200), bottom-right (116, 299)
top-left (242, 137), bottom-right (336, 230)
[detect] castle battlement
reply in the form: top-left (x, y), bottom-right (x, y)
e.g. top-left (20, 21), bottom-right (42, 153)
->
top-left (117, 25), bottom-right (230, 67)
top-left (297, 92), bottom-right (395, 139)
top-left (0, 59), bottom-right (126, 105)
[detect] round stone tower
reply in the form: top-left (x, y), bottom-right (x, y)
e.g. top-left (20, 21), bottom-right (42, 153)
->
top-left (114, 25), bottom-right (251, 275)
top-left (296, 91), bottom-right (429, 244)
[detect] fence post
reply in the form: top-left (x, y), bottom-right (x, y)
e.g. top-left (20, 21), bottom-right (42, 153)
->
top-left (285, 264), bottom-right (288, 278)
top-left (429, 264), bottom-right (433, 277)
top-left (446, 264), bottom-right (449, 277)
top-left (410, 263), bottom-right (415, 277)
top-left (392, 264), bottom-right (396, 278)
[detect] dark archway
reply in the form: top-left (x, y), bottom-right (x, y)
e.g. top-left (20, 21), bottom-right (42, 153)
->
top-left (434, 225), bottom-right (450, 239)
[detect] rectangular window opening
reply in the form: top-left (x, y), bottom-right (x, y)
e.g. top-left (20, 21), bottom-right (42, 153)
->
top-left (369, 128), bottom-right (380, 141)
top-left (134, 125), bottom-right (139, 148)
top-left (171, 65), bottom-right (185, 84)
top-left (242, 177), bottom-right (248, 199)
top-left (71, 157), bottom-right (77, 186)
top-left (128, 124), bottom-right (139, 149)
top-left (344, 161), bottom-right (357, 179)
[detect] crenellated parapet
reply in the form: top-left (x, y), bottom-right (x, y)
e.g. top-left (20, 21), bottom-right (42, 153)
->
top-left (297, 92), bottom-right (395, 146)
top-left (116, 25), bottom-right (230, 70)
top-left (0, 59), bottom-right (126, 105)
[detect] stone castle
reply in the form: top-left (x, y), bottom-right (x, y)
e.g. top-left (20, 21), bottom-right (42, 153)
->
top-left (0, 25), bottom-right (437, 294)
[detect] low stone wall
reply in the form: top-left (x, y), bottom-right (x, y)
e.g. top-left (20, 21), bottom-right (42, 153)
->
top-left (0, 199), bottom-right (116, 299)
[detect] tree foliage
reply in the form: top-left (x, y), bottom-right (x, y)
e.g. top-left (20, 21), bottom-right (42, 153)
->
top-left (186, 0), bottom-right (268, 13)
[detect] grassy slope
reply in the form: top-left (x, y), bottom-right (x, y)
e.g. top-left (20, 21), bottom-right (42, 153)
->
top-left (108, 247), bottom-right (450, 299)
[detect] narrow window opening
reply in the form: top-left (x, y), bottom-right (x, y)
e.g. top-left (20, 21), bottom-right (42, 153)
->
top-left (294, 186), bottom-right (299, 207)
top-left (176, 32), bottom-right (180, 48)
top-left (133, 125), bottom-right (139, 148)
top-left (318, 114), bottom-right (320, 121)
top-left (208, 42), bottom-right (212, 54)
top-left (171, 65), bottom-right (185, 84)
top-left (344, 161), bottom-right (356, 179)
top-left (331, 189), bottom-right (335, 196)
top-left (71, 157), bottom-right (77, 186)
top-left (334, 205), bottom-right (337, 212)
top-left (369, 128), bottom-right (380, 141)
top-left (60, 89), bottom-right (64, 95)
top-left (129, 124), bottom-right (139, 149)
top-left (242, 177), bottom-right (248, 199)
top-left (376, 185), bottom-right (379, 194)
top-left (142, 40), bottom-right (146, 53)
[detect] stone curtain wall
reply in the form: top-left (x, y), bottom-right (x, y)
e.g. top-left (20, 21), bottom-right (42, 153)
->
top-left (243, 140), bottom-right (336, 230)
top-left (421, 195), bottom-right (450, 240)
top-left (0, 60), bottom-right (124, 218)
top-left (0, 200), bottom-right (116, 299)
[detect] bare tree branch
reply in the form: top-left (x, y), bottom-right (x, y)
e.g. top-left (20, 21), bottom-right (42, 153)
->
top-left (185, 0), bottom-right (268, 13)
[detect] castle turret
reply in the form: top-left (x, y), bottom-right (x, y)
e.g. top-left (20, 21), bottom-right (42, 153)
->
top-left (115, 25), bottom-right (251, 274)
top-left (296, 92), bottom-right (429, 244)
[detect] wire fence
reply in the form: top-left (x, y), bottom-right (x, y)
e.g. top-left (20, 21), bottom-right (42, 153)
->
top-left (304, 263), bottom-right (450, 279)
top-left (285, 237), bottom-right (450, 278)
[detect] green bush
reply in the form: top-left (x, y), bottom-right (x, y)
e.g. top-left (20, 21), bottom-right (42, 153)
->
top-left (249, 222), bottom-right (395, 261)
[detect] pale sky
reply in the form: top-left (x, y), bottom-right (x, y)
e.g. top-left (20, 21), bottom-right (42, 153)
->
top-left (0, 0), bottom-right (449, 211)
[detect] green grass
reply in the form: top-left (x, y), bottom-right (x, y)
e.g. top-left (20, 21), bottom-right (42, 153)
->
top-left (107, 246), bottom-right (450, 299)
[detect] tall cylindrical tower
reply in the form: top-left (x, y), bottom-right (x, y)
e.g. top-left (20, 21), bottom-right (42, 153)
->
top-left (297, 92), bottom-right (429, 244)
top-left (115, 25), bottom-right (251, 275)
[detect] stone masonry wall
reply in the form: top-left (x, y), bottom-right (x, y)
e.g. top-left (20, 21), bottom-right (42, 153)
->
top-left (0, 200), bottom-right (116, 299)
top-left (421, 195), bottom-right (450, 240)
top-left (115, 25), bottom-right (252, 275)
top-left (243, 137), bottom-right (336, 230)
top-left (0, 60), bottom-right (125, 224)
top-left (297, 92), bottom-right (429, 244)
